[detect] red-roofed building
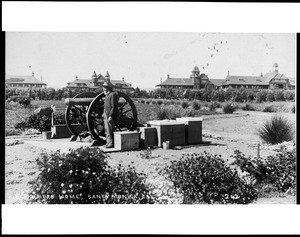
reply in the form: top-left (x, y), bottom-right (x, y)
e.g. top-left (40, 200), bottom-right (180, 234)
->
top-left (5, 72), bottom-right (47, 89)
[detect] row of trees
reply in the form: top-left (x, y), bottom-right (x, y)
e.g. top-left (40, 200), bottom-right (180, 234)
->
top-left (5, 87), bottom-right (295, 103)
top-left (133, 87), bottom-right (295, 102)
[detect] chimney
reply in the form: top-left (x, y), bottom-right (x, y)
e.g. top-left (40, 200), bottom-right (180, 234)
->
top-left (160, 77), bottom-right (162, 84)
top-left (32, 72), bottom-right (35, 77)
top-left (227, 70), bottom-right (230, 76)
top-left (167, 74), bottom-right (170, 79)
top-left (75, 75), bottom-right (78, 80)
top-left (122, 77), bottom-right (124, 81)
top-left (260, 72), bottom-right (263, 77)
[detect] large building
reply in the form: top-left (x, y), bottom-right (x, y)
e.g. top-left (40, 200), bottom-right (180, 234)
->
top-left (5, 72), bottom-right (47, 89)
top-left (156, 63), bottom-right (295, 90)
top-left (66, 71), bottom-right (134, 92)
top-left (221, 63), bottom-right (295, 90)
top-left (156, 66), bottom-right (216, 90)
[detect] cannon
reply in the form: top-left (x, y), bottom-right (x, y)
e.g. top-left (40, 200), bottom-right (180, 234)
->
top-left (65, 91), bottom-right (138, 144)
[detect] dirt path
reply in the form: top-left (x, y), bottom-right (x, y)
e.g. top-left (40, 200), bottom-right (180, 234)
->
top-left (5, 110), bottom-right (296, 204)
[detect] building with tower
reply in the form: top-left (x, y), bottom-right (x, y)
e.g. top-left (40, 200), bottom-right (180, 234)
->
top-left (156, 63), bottom-right (295, 90)
top-left (66, 71), bottom-right (134, 92)
top-left (156, 66), bottom-right (215, 90)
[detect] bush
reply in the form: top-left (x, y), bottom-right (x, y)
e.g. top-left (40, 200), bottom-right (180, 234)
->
top-left (192, 101), bottom-right (201, 110)
top-left (181, 101), bottom-right (189, 109)
top-left (151, 100), bottom-right (157, 105)
top-left (223, 103), bottom-right (236, 114)
top-left (291, 105), bottom-right (295, 113)
top-left (8, 96), bottom-right (31, 107)
top-left (14, 112), bottom-right (66, 133)
top-left (266, 91), bottom-right (275, 102)
top-left (262, 106), bottom-right (275, 113)
top-left (256, 91), bottom-right (267, 103)
top-left (231, 148), bottom-right (296, 196)
top-left (162, 151), bottom-right (258, 204)
top-left (241, 103), bottom-right (256, 111)
top-left (28, 147), bottom-right (157, 204)
top-left (209, 101), bottom-right (221, 111)
top-left (140, 100), bottom-right (145, 104)
top-left (145, 100), bottom-right (150, 104)
top-left (274, 90), bottom-right (285, 101)
top-left (257, 115), bottom-right (294, 144)
top-left (283, 90), bottom-right (295, 101)
top-left (157, 100), bottom-right (163, 105)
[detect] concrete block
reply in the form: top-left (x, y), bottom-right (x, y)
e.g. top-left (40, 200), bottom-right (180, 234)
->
top-left (51, 124), bottom-right (73, 139)
top-left (147, 120), bottom-right (186, 147)
top-left (114, 131), bottom-right (140, 151)
top-left (176, 117), bottom-right (203, 144)
top-left (137, 127), bottom-right (158, 148)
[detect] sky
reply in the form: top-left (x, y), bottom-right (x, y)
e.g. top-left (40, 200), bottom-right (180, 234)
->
top-left (5, 32), bottom-right (295, 90)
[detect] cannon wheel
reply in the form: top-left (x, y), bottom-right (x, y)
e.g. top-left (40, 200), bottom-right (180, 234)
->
top-left (86, 91), bottom-right (138, 143)
top-left (65, 92), bottom-right (97, 136)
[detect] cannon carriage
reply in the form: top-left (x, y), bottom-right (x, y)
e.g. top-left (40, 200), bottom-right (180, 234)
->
top-left (65, 91), bottom-right (138, 144)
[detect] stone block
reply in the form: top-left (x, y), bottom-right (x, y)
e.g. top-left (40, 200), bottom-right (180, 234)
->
top-left (176, 117), bottom-right (203, 144)
top-left (147, 120), bottom-right (186, 147)
top-left (114, 131), bottom-right (140, 151)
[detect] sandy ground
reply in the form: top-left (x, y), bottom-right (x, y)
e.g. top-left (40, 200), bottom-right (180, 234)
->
top-left (5, 110), bottom-right (296, 204)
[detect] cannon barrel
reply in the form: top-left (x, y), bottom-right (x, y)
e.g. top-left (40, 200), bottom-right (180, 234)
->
top-left (65, 97), bottom-right (94, 106)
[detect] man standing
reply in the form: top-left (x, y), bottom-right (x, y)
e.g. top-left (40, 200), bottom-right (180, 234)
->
top-left (103, 81), bottom-right (119, 148)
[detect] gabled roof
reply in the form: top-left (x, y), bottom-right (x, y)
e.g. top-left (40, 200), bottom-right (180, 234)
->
top-left (224, 75), bottom-right (269, 85)
top-left (66, 77), bottom-right (133, 89)
top-left (209, 79), bottom-right (226, 86)
top-left (156, 78), bottom-right (194, 87)
top-left (5, 74), bottom-right (47, 85)
top-left (264, 71), bottom-right (289, 82)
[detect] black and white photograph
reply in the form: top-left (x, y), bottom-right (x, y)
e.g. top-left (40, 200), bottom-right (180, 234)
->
top-left (2, 2), bottom-right (299, 235)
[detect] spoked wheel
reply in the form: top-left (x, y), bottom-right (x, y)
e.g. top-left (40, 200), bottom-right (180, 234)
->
top-left (86, 91), bottom-right (138, 143)
top-left (65, 92), bottom-right (97, 136)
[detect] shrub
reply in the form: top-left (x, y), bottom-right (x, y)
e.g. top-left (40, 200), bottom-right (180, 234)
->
top-left (231, 148), bottom-right (296, 196)
top-left (209, 101), bottom-right (221, 111)
top-left (241, 103), bottom-right (256, 111)
top-left (192, 101), bottom-right (201, 110)
top-left (145, 100), bottom-right (150, 104)
top-left (140, 99), bottom-right (145, 104)
top-left (157, 100), bottom-right (163, 105)
top-left (162, 151), bottom-right (258, 204)
top-left (28, 147), bottom-right (157, 204)
top-left (14, 112), bottom-right (66, 133)
top-left (8, 96), bottom-right (31, 107)
top-left (256, 115), bottom-right (294, 144)
top-left (181, 101), bottom-right (189, 109)
top-left (246, 91), bottom-right (255, 102)
top-left (151, 100), bottom-right (157, 105)
top-left (274, 90), bottom-right (285, 101)
top-left (266, 91), bottom-right (275, 102)
top-left (262, 106), bottom-right (275, 113)
top-left (256, 91), bottom-right (267, 103)
top-left (291, 105), bottom-right (295, 113)
top-left (283, 90), bottom-right (294, 101)
top-left (223, 103), bottom-right (236, 114)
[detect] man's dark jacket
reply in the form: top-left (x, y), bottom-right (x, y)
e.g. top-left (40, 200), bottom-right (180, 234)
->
top-left (104, 91), bottom-right (119, 120)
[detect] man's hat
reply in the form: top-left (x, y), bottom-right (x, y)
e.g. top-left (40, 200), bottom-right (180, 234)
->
top-left (102, 81), bottom-right (113, 89)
